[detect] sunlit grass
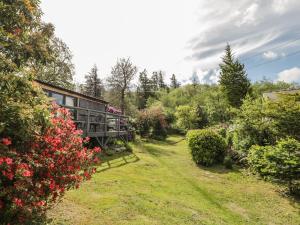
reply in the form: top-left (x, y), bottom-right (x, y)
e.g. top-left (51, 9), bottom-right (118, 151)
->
top-left (49, 136), bottom-right (300, 225)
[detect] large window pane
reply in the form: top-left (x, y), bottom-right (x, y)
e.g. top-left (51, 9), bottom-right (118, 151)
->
top-left (65, 96), bottom-right (76, 107)
top-left (52, 92), bottom-right (64, 105)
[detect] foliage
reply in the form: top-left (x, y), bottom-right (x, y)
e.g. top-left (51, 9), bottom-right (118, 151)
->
top-left (266, 93), bottom-right (300, 140)
top-left (232, 97), bottom-right (276, 152)
top-left (219, 44), bottom-right (250, 108)
top-left (224, 156), bottom-right (233, 169)
top-left (190, 71), bottom-right (200, 87)
top-left (136, 106), bottom-right (167, 140)
top-left (186, 129), bottom-right (226, 166)
top-left (0, 72), bottom-right (50, 145)
top-left (83, 64), bottom-right (103, 98)
top-left (248, 138), bottom-right (300, 194)
top-left (232, 95), bottom-right (300, 152)
top-left (0, 0), bottom-right (54, 72)
top-left (251, 79), bottom-right (294, 97)
top-left (202, 87), bottom-right (233, 124)
top-left (0, 74), bottom-right (100, 223)
top-left (170, 74), bottom-right (180, 89)
top-left (0, 0), bottom-right (75, 89)
top-left (136, 69), bottom-right (156, 109)
top-left (107, 58), bottom-right (137, 114)
top-left (36, 37), bottom-right (75, 90)
top-left (174, 105), bottom-right (198, 131)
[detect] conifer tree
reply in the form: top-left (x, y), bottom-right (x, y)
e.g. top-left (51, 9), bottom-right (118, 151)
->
top-left (137, 69), bottom-right (154, 109)
top-left (158, 71), bottom-right (166, 89)
top-left (190, 71), bottom-right (200, 87)
top-left (83, 64), bottom-right (103, 98)
top-left (219, 44), bottom-right (250, 107)
top-left (151, 72), bottom-right (159, 91)
top-left (170, 74), bottom-right (180, 89)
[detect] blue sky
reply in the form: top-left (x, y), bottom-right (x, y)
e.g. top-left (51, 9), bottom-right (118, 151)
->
top-left (41, 0), bottom-right (300, 84)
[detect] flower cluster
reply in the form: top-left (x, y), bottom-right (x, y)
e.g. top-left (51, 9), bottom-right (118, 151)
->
top-left (0, 104), bottom-right (101, 223)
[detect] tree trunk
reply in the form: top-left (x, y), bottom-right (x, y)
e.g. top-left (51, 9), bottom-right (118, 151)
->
top-left (121, 89), bottom-right (125, 115)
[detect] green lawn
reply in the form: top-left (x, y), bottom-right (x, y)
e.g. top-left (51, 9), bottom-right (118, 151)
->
top-left (49, 136), bottom-right (300, 225)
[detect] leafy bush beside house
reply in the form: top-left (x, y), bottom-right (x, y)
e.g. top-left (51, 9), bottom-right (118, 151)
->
top-left (232, 95), bottom-right (300, 153)
top-left (248, 138), bottom-right (300, 194)
top-left (136, 106), bottom-right (167, 140)
top-left (186, 129), bottom-right (226, 166)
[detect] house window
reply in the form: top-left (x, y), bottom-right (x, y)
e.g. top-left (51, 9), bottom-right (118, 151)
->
top-left (51, 92), bottom-right (64, 105)
top-left (65, 96), bottom-right (77, 107)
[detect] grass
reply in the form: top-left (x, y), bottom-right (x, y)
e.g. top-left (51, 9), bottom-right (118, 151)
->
top-left (49, 135), bottom-right (300, 225)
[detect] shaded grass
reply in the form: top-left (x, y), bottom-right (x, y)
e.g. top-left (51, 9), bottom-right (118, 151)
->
top-left (49, 136), bottom-right (300, 225)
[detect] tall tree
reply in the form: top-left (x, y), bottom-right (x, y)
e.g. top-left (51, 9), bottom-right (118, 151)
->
top-left (190, 71), bottom-right (200, 87)
top-left (170, 74), bottom-right (180, 89)
top-left (137, 69), bottom-right (154, 109)
top-left (151, 71), bottom-right (159, 91)
top-left (107, 58), bottom-right (137, 114)
top-left (0, 0), bottom-right (54, 72)
top-left (83, 64), bottom-right (102, 98)
top-left (35, 37), bottom-right (75, 89)
top-left (158, 71), bottom-right (166, 89)
top-left (219, 44), bottom-right (250, 107)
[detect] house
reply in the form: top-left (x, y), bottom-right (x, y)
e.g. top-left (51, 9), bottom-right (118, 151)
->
top-left (263, 88), bottom-right (300, 101)
top-left (33, 80), bottom-right (129, 146)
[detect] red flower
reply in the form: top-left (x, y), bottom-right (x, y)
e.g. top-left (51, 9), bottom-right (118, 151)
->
top-left (22, 170), bottom-right (32, 177)
top-left (94, 147), bottom-right (101, 153)
top-left (35, 201), bottom-right (45, 207)
top-left (13, 198), bottom-right (23, 207)
top-left (49, 180), bottom-right (56, 190)
top-left (5, 157), bottom-right (13, 165)
top-left (1, 137), bottom-right (12, 146)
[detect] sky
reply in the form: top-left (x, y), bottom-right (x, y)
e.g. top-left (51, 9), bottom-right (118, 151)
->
top-left (41, 0), bottom-right (300, 85)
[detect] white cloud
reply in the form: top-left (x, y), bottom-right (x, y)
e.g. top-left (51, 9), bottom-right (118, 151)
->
top-left (263, 51), bottom-right (278, 60)
top-left (277, 67), bottom-right (300, 83)
top-left (237, 3), bottom-right (259, 26)
top-left (188, 0), bottom-right (300, 76)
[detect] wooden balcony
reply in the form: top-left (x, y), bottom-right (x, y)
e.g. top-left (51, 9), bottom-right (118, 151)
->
top-left (63, 105), bottom-right (129, 138)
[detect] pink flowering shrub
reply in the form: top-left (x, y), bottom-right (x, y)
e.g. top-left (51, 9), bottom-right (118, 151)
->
top-left (0, 75), bottom-right (100, 224)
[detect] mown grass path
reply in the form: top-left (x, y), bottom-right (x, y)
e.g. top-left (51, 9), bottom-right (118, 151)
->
top-left (49, 136), bottom-right (300, 225)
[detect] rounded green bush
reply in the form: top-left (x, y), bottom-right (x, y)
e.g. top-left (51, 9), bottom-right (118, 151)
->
top-left (186, 129), bottom-right (226, 166)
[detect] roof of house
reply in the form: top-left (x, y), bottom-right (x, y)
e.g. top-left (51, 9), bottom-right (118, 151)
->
top-left (35, 80), bottom-right (109, 104)
top-left (263, 88), bottom-right (300, 100)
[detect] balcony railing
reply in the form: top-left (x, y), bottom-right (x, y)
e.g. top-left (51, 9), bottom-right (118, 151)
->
top-left (63, 105), bottom-right (129, 137)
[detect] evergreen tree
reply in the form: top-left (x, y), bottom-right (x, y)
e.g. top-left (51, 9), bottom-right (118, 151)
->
top-left (137, 69), bottom-right (154, 109)
top-left (151, 72), bottom-right (159, 91)
top-left (190, 71), bottom-right (200, 87)
top-left (170, 74), bottom-right (180, 89)
top-left (158, 71), bottom-right (166, 89)
top-left (219, 44), bottom-right (250, 108)
top-left (83, 64), bottom-right (103, 98)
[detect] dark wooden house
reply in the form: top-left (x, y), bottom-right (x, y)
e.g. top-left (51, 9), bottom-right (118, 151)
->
top-left (34, 80), bottom-right (129, 146)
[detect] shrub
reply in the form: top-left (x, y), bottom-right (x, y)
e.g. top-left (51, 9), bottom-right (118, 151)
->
top-left (0, 74), bottom-right (100, 224)
top-left (174, 105), bottom-right (198, 131)
top-left (136, 106), bottom-right (167, 140)
top-left (186, 129), bottom-right (226, 166)
top-left (232, 95), bottom-right (300, 153)
top-left (248, 138), bottom-right (300, 194)
top-left (224, 156), bottom-right (233, 169)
